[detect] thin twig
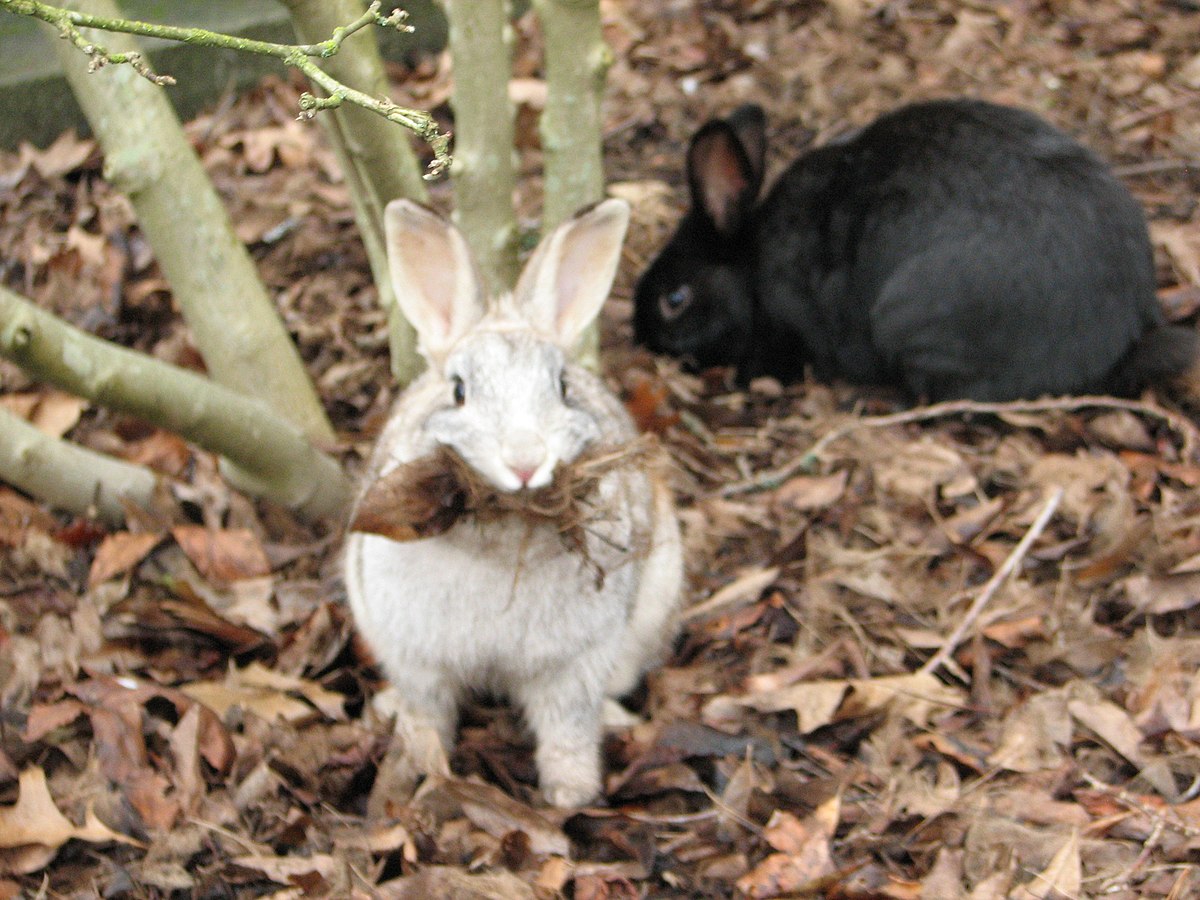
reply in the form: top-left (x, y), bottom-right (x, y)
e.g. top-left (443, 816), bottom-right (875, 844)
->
top-left (2, 0), bottom-right (451, 178)
top-left (1113, 158), bottom-right (1200, 178)
top-left (1079, 771), bottom-right (1200, 839)
top-left (721, 394), bottom-right (1200, 497)
top-left (1112, 93), bottom-right (1200, 131)
top-left (918, 486), bottom-right (1063, 677)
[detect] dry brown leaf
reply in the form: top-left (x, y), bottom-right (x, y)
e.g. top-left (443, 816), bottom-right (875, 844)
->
top-left (509, 77), bottom-right (548, 109)
top-left (180, 662), bottom-right (343, 724)
top-left (377, 866), bottom-right (536, 899)
top-left (1086, 410), bottom-right (1155, 452)
top-left (1008, 829), bottom-right (1080, 899)
top-left (683, 566), bottom-right (780, 623)
top-left (221, 123), bottom-right (313, 174)
top-left (231, 853), bottom-right (338, 885)
top-left (0, 390), bottom-right (86, 438)
top-left (88, 531), bottom-right (164, 586)
top-left (736, 795), bottom-right (840, 898)
top-left (124, 431), bottom-right (192, 476)
top-left (222, 577), bottom-right (278, 634)
top-left (988, 691), bottom-right (1071, 773)
top-left (895, 760), bottom-right (961, 819)
top-left (717, 753), bottom-right (758, 840)
top-left (920, 848), bottom-right (964, 900)
top-left (968, 869), bottom-right (1014, 900)
top-left (981, 616), bottom-right (1046, 649)
top-left (182, 679), bottom-right (312, 724)
top-left (22, 700), bottom-right (89, 742)
top-left (1123, 571), bottom-right (1200, 615)
top-left (774, 470), bottom-right (848, 511)
top-left (1125, 635), bottom-right (1200, 740)
top-left (1152, 221), bottom-right (1200, 286)
top-left (739, 672), bottom-right (965, 733)
top-left (168, 705), bottom-right (206, 817)
top-left (18, 130), bottom-right (95, 178)
top-left (1065, 681), bottom-right (1146, 769)
top-left (429, 779), bottom-right (571, 858)
top-left (1025, 452), bottom-right (1126, 523)
top-left (237, 662), bottom-right (345, 720)
top-left (29, 390), bottom-right (87, 438)
top-left (65, 225), bottom-right (107, 268)
top-left (0, 488), bottom-right (56, 547)
top-left (0, 394), bottom-right (36, 420)
top-left (536, 856), bottom-right (572, 893)
top-left (874, 438), bottom-right (976, 503)
top-left (365, 822), bottom-right (418, 860)
top-left (171, 526), bottom-right (271, 582)
top-left (939, 496), bottom-right (1005, 544)
top-left (0, 768), bottom-right (140, 875)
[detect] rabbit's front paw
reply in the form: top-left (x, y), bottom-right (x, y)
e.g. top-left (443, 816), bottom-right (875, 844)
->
top-left (541, 764), bottom-right (601, 808)
top-left (536, 732), bottom-right (601, 807)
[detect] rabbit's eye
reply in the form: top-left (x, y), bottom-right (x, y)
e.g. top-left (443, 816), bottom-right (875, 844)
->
top-left (452, 376), bottom-right (466, 406)
top-left (559, 372), bottom-right (568, 400)
top-left (661, 285), bottom-right (694, 320)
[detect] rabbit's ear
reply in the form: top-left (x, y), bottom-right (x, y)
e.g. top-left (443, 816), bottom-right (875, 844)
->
top-left (513, 199), bottom-right (630, 347)
top-left (686, 106), bottom-right (766, 236)
top-left (385, 199), bottom-right (486, 357)
top-left (726, 104), bottom-right (767, 188)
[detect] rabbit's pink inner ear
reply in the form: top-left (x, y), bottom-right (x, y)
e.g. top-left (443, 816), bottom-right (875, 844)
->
top-left (384, 200), bottom-right (482, 354)
top-left (726, 104), bottom-right (768, 191)
top-left (688, 126), bottom-right (752, 236)
top-left (517, 199), bottom-right (630, 346)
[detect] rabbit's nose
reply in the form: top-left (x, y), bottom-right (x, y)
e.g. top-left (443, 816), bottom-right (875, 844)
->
top-left (510, 465), bottom-right (538, 486)
top-left (502, 432), bottom-right (548, 488)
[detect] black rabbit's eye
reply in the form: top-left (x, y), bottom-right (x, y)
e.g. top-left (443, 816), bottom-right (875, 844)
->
top-left (559, 371), bottom-right (568, 400)
top-left (660, 285), bottom-right (694, 320)
top-left (452, 376), bottom-right (466, 406)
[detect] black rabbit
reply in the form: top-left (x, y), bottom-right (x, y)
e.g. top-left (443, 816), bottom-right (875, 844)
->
top-left (634, 98), bottom-right (1196, 401)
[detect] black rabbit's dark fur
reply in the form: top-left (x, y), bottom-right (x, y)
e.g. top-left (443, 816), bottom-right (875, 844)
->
top-left (634, 98), bottom-right (1196, 401)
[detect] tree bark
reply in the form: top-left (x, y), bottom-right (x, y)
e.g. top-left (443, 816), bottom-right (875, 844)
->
top-left (53, 0), bottom-right (335, 443)
top-left (0, 406), bottom-right (156, 525)
top-left (443, 0), bottom-right (520, 292)
top-left (282, 0), bottom-right (427, 385)
top-left (531, 0), bottom-right (609, 367)
top-left (0, 286), bottom-right (351, 521)
top-left (531, 0), bottom-right (607, 231)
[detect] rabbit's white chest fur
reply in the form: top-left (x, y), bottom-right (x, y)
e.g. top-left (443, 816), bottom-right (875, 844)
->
top-left (343, 474), bottom-right (645, 694)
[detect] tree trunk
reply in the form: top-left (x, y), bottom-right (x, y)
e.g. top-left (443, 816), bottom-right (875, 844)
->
top-left (0, 406), bottom-right (156, 525)
top-left (531, 0), bottom-right (607, 231)
top-left (54, 0), bottom-right (335, 443)
top-left (443, 0), bottom-right (520, 292)
top-left (282, 0), bottom-right (428, 385)
top-left (533, 0), bottom-right (609, 367)
top-left (0, 286), bottom-right (351, 521)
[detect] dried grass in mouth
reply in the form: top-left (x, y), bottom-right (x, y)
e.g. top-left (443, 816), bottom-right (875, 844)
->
top-left (348, 434), bottom-right (664, 546)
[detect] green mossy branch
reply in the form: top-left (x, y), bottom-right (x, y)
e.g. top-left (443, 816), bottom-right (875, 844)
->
top-left (0, 405), bottom-right (157, 524)
top-left (0, 286), bottom-right (352, 521)
top-left (0, 0), bottom-right (451, 178)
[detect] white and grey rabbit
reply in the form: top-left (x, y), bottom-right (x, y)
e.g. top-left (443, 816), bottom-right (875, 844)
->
top-left (343, 198), bottom-right (683, 807)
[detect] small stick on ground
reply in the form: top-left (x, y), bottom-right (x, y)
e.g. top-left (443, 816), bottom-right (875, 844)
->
top-left (919, 486), bottom-right (1064, 678)
top-left (1079, 771), bottom-right (1200, 840)
top-left (721, 394), bottom-right (1199, 497)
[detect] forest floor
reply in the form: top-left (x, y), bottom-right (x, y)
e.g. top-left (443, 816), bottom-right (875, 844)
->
top-left (3, 0), bottom-right (1200, 897)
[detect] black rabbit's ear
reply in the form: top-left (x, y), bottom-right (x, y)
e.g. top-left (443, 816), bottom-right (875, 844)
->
top-left (726, 104), bottom-right (767, 188)
top-left (687, 115), bottom-right (762, 237)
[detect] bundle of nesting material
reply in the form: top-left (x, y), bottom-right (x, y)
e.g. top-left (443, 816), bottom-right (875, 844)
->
top-left (348, 434), bottom-right (664, 549)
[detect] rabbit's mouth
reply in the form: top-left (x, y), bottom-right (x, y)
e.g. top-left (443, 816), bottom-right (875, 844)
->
top-left (348, 438), bottom-right (661, 546)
